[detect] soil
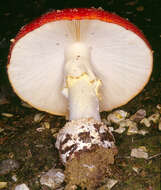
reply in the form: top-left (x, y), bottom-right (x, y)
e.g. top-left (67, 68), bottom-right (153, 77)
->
top-left (65, 146), bottom-right (117, 190)
top-left (0, 0), bottom-right (161, 190)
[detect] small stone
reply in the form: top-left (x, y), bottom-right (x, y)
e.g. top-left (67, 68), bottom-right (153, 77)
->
top-left (40, 168), bottom-right (65, 189)
top-left (131, 146), bottom-right (148, 159)
top-left (14, 184), bottom-right (30, 190)
top-left (130, 109), bottom-right (146, 122)
top-left (34, 113), bottom-right (45, 123)
top-left (119, 119), bottom-right (138, 135)
top-left (109, 127), bottom-right (114, 132)
top-left (140, 118), bottom-right (151, 127)
top-left (101, 178), bottom-right (118, 189)
top-left (0, 182), bottom-right (7, 189)
top-left (114, 127), bottom-right (126, 134)
top-left (138, 130), bottom-right (148, 135)
top-left (0, 159), bottom-right (20, 175)
top-left (106, 179), bottom-right (118, 189)
top-left (107, 110), bottom-right (128, 124)
top-left (127, 124), bottom-right (138, 135)
top-left (119, 119), bottom-right (137, 128)
top-left (148, 113), bottom-right (160, 124)
top-left (1, 113), bottom-right (13, 118)
top-left (12, 175), bottom-right (18, 182)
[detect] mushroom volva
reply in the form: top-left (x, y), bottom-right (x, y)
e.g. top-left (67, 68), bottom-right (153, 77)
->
top-left (7, 8), bottom-right (153, 190)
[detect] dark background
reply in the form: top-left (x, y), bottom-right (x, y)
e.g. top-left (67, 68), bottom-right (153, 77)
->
top-left (0, 1), bottom-right (160, 189)
top-left (0, 0), bottom-right (161, 99)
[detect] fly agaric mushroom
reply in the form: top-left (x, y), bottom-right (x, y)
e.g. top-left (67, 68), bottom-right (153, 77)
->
top-left (7, 8), bottom-right (153, 190)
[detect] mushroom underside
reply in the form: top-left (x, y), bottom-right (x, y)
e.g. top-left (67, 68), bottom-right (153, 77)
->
top-left (8, 19), bottom-right (152, 116)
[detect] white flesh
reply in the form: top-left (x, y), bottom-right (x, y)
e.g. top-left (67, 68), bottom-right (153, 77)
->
top-left (63, 42), bottom-right (101, 120)
top-left (8, 20), bottom-right (153, 115)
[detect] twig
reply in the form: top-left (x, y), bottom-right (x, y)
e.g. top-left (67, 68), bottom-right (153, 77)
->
top-left (147, 152), bottom-right (161, 160)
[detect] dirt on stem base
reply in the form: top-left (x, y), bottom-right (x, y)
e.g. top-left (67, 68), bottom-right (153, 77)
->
top-left (64, 146), bottom-right (118, 190)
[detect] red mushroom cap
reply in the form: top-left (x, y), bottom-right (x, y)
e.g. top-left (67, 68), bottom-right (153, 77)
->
top-left (7, 8), bottom-right (153, 115)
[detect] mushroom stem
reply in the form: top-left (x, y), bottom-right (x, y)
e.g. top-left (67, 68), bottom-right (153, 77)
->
top-left (58, 42), bottom-right (117, 190)
top-left (62, 42), bottom-right (101, 121)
